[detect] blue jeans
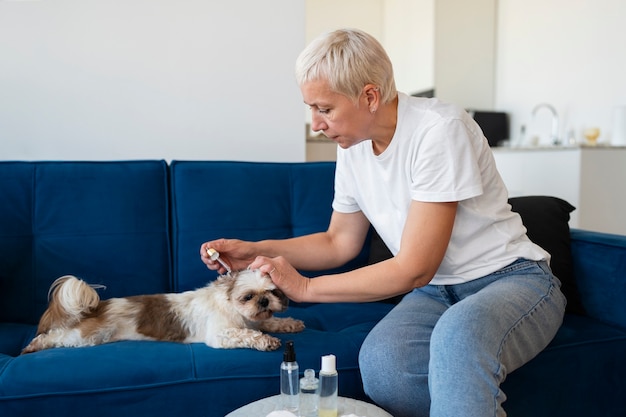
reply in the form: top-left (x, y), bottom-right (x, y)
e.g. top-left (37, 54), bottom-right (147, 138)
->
top-left (359, 259), bottom-right (566, 417)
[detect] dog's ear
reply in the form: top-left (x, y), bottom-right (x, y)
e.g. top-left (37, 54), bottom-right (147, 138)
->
top-left (215, 273), bottom-right (238, 300)
top-left (271, 287), bottom-right (289, 307)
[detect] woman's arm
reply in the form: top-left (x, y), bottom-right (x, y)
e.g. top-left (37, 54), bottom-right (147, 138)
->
top-left (251, 200), bottom-right (458, 303)
top-left (255, 210), bottom-right (372, 271)
top-left (201, 210), bottom-right (371, 273)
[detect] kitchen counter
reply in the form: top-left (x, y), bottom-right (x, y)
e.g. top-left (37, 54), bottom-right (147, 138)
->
top-left (491, 146), bottom-right (626, 234)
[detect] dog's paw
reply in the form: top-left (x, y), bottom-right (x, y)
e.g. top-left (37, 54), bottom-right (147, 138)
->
top-left (21, 335), bottom-right (44, 354)
top-left (217, 328), bottom-right (283, 351)
top-left (259, 317), bottom-right (305, 334)
top-left (253, 334), bottom-right (282, 351)
top-left (279, 317), bottom-right (305, 333)
top-left (21, 345), bottom-right (36, 355)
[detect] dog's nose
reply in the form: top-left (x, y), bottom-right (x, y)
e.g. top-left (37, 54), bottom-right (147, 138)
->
top-left (259, 297), bottom-right (269, 308)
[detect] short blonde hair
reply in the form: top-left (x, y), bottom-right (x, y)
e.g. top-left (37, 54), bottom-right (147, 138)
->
top-left (295, 28), bottom-right (397, 104)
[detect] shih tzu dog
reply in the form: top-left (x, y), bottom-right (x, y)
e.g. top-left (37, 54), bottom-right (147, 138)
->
top-left (22, 270), bottom-right (304, 354)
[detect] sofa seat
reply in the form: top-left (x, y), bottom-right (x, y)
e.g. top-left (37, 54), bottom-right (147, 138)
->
top-left (0, 302), bottom-right (394, 417)
top-left (503, 314), bottom-right (626, 416)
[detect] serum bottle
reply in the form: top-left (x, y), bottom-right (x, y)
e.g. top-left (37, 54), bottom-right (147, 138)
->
top-left (299, 368), bottom-right (319, 417)
top-left (280, 340), bottom-right (299, 413)
top-left (318, 354), bottom-right (338, 417)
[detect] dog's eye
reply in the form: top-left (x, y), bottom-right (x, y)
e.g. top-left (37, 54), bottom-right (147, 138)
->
top-left (242, 294), bottom-right (255, 302)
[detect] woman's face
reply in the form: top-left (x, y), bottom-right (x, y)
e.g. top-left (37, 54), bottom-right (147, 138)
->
top-left (301, 79), bottom-right (373, 149)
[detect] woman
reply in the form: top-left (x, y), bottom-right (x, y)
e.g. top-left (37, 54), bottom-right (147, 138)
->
top-left (201, 29), bottom-right (565, 417)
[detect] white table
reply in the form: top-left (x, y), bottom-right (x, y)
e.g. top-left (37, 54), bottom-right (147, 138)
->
top-left (225, 395), bottom-right (392, 417)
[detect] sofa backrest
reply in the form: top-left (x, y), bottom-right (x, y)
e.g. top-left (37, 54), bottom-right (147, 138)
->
top-left (3, 160), bottom-right (625, 328)
top-left (169, 161), bottom-right (369, 292)
top-left (0, 161), bottom-right (172, 324)
top-left (1, 160), bottom-right (370, 325)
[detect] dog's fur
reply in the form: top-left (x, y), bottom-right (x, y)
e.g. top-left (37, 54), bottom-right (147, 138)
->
top-left (22, 270), bottom-right (304, 354)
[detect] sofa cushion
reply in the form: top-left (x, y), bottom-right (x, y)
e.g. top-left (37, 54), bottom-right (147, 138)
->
top-left (508, 196), bottom-right (583, 315)
top-left (0, 161), bottom-right (172, 324)
top-left (170, 161), bottom-right (368, 292)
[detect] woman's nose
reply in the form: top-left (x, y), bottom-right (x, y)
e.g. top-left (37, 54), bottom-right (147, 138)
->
top-left (310, 112), bottom-right (327, 133)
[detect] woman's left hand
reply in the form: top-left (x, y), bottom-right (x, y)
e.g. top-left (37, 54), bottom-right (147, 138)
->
top-left (249, 255), bottom-right (310, 303)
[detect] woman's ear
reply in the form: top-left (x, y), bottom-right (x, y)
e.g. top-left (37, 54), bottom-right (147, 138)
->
top-left (363, 84), bottom-right (380, 113)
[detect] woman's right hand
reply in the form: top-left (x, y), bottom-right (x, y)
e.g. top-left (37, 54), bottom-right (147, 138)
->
top-left (199, 238), bottom-right (255, 274)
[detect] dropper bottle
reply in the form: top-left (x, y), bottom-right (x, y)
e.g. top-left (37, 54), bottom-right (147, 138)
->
top-left (206, 248), bottom-right (232, 273)
top-left (280, 340), bottom-right (299, 413)
top-left (318, 354), bottom-right (338, 417)
top-left (299, 368), bottom-right (319, 417)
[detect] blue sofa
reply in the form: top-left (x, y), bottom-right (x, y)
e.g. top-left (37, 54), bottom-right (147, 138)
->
top-left (1, 160), bottom-right (625, 417)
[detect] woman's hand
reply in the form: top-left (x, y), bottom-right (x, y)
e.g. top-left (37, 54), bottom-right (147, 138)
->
top-left (248, 255), bottom-right (310, 303)
top-left (199, 238), bottom-right (255, 274)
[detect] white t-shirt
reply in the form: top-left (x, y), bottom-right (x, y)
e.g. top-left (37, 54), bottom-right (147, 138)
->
top-left (332, 93), bottom-right (549, 285)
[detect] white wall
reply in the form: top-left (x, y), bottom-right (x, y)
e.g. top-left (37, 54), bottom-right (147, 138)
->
top-left (306, 0), bottom-right (383, 44)
top-left (306, 0), bottom-right (434, 96)
top-left (496, 0), bottom-right (626, 145)
top-left (435, 0), bottom-right (496, 109)
top-left (6, 1), bottom-right (621, 161)
top-left (382, 0), bottom-right (434, 95)
top-left (0, 0), bottom-right (305, 161)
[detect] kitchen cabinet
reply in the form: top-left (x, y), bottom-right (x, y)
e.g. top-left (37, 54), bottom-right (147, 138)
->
top-left (492, 146), bottom-right (626, 234)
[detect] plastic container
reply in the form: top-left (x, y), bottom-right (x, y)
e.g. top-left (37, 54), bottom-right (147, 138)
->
top-left (318, 354), bottom-right (338, 417)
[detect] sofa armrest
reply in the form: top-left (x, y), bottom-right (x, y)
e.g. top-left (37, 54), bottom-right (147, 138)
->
top-left (570, 228), bottom-right (626, 330)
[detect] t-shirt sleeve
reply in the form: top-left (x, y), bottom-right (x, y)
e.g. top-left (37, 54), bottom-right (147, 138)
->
top-left (409, 118), bottom-right (484, 202)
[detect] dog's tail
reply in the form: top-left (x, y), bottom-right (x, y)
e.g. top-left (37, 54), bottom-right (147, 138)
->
top-left (36, 275), bottom-right (101, 334)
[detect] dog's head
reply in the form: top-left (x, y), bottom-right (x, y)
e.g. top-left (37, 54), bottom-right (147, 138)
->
top-left (220, 269), bottom-right (289, 321)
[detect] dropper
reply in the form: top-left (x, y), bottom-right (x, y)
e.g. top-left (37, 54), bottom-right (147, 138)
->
top-left (206, 248), bottom-right (232, 273)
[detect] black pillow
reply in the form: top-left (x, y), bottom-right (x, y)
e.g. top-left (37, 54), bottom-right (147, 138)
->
top-left (508, 196), bottom-right (584, 315)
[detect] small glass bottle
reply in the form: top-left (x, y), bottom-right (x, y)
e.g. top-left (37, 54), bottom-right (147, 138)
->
top-left (318, 354), bottom-right (338, 417)
top-left (280, 340), bottom-right (299, 413)
top-left (299, 368), bottom-right (319, 417)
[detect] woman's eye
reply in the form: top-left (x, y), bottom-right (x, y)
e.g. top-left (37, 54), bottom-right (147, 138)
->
top-left (307, 105), bottom-right (330, 115)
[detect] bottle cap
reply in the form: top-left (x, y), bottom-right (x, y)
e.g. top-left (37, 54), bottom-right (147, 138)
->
top-left (283, 340), bottom-right (296, 362)
top-left (303, 368), bottom-right (315, 380)
top-left (321, 354), bottom-right (336, 373)
top-left (206, 248), bottom-right (219, 260)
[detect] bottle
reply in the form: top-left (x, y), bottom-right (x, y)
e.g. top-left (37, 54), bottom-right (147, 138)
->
top-left (318, 354), bottom-right (338, 417)
top-left (299, 368), bottom-right (319, 417)
top-left (280, 340), bottom-right (299, 413)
